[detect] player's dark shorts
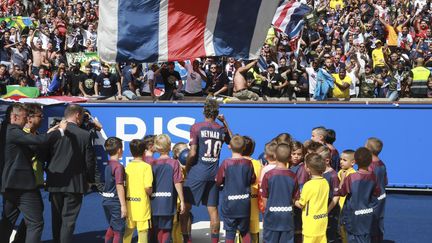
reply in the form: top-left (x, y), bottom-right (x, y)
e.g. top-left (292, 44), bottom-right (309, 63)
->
top-left (263, 229), bottom-right (294, 243)
top-left (102, 201), bottom-right (125, 233)
top-left (347, 233), bottom-right (370, 243)
top-left (223, 217), bottom-right (250, 239)
top-left (183, 179), bottom-right (219, 206)
top-left (152, 215), bottom-right (173, 230)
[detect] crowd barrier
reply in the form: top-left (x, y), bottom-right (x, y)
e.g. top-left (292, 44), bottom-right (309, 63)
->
top-left (1, 101), bottom-right (430, 189)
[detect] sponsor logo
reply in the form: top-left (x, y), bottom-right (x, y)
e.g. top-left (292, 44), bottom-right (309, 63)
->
top-left (227, 194), bottom-right (250, 200)
top-left (269, 206), bottom-right (292, 212)
top-left (354, 208), bottom-right (374, 215)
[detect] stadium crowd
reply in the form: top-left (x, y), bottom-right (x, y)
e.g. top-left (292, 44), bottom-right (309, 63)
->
top-left (0, 0), bottom-right (431, 101)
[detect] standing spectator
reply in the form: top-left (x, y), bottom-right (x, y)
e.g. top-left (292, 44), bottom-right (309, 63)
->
top-left (139, 63), bottom-right (156, 98)
top-left (332, 67), bottom-right (352, 99)
top-left (408, 57), bottom-right (432, 97)
top-left (78, 64), bottom-right (97, 97)
top-left (46, 104), bottom-right (96, 243)
top-left (371, 40), bottom-right (386, 74)
top-left (95, 65), bottom-right (121, 99)
top-left (65, 63), bottom-right (83, 97)
top-left (233, 60), bottom-right (260, 101)
top-left (158, 62), bottom-right (184, 100)
top-left (205, 63), bottom-right (228, 97)
top-left (10, 42), bottom-right (29, 70)
top-left (29, 30), bottom-right (49, 75)
top-left (181, 60), bottom-right (207, 97)
top-left (34, 67), bottom-right (51, 96)
top-left (0, 64), bottom-right (11, 95)
top-left (263, 64), bottom-right (287, 98)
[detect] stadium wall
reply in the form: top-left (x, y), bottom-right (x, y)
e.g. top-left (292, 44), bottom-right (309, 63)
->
top-left (2, 101), bottom-right (429, 189)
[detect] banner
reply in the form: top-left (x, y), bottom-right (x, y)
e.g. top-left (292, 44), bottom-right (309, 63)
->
top-left (41, 103), bottom-right (432, 189)
top-left (98, 0), bottom-right (279, 62)
top-left (66, 52), bottom-right (101, 75)
top-left (1, 85), bottom-right (40, 98)
top-left (0, 16), bottom-right (38, 29)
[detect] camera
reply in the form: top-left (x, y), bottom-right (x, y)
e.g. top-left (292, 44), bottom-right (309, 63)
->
top-left (49, 118), bottom-right (62, 129)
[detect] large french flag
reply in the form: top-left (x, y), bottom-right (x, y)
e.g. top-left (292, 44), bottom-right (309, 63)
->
top-left (98, 0), bottom-right (279, 63)
top-left (272, 0), bottom-right (311, 37)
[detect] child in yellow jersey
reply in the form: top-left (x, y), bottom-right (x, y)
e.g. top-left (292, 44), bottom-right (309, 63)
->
top-left (124, 139), bottom-right (154, 243)
top-left (236, 136), bottom-right (262, 243)
top-left (172, 142), bottom-right (189, 243)
top-left (295, 153), bottom-right (329, 243)
top-left (338, 149), bottom-right (356, 243)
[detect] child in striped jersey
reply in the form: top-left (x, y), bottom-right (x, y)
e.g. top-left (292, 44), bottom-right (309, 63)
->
top-left (338, 150), bottom-right (356, 243)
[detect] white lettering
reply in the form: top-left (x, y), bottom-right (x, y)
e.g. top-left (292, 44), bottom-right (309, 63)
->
top-left (154, 117), bottom-right (163, 135)
top-left (116, 117), bottom-right (146, 141)
top-left (167, 117), bottom-right (195, 142)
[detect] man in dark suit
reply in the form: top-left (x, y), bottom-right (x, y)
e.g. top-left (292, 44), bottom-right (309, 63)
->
top-left (46, 104), bottom-right (96, 243)
top-left (0, 103), bottom-right (66, 243)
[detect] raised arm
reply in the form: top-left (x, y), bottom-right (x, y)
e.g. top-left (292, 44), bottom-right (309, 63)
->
top-left (237, 59), bottom-right (258, 74)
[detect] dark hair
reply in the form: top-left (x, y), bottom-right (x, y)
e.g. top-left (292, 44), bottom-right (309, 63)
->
top-left (325, 129), bottom-right (336, 144)
top-left (85, 64), bottom-right (92, 69)
top-left (143, 135), bottom-right (155, 151)
top-left (242, 136), bottom-right (255, 156)
top-left (104, 137), bottom-right (123, 156)
top-left (354, 147), bottom-right (372, 168)
top-left (203, 99), bottom-right (219, 119)
top-left (64, 104), bottom-right (84, 118)
top-left (129, 139), bottom-right (145, 157)
top-left (25, 103), bottom-right (42, 116)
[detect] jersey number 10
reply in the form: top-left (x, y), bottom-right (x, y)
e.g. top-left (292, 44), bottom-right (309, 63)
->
top-left (204, 139), bottom-right (222, 158)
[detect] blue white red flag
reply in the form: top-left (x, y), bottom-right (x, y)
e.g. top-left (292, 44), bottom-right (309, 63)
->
top-left (98, 0), bottom-right (279, 63)
top-left (272, 0), bottom-right (311, 36)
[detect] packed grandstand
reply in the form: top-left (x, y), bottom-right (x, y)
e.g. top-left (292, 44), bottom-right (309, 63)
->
top-left (0, 0), bottom-right (431, 102)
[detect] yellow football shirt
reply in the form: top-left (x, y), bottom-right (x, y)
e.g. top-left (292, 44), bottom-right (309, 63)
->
top-left (372, 47), bottom-right (385, 67)
top-left (125, 160), bottom-right (153, 222)
top-left (337, 167), bottom-right (356, 209)
top-left (332, 74), bottom-right (352, 98)
top-left (23, 127), bottom-right (44, 186)
top-left (250, 159), bottom-right (262, 233)
top-left (298, 177), bottom-right (329, 237)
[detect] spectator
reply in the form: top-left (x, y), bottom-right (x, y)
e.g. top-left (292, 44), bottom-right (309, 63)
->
top-left (181, 60), bottom-right (207, 97)
top-left (34, 67), bottom-right (51, 96)
top-left (408, 57), bottom-right (432, 98)
top-left (158, 62), bottom-right (184, 100)
top-left (78, 64), bottom-right (97, 97)
top-left (139, 63), bottom-right (157, 98)
top-left (95, 65), bottom-right (121, 99)
top-left (263, 64), bottom-right (287, 98)
top-left (205, 63), bottom-right (228, 97)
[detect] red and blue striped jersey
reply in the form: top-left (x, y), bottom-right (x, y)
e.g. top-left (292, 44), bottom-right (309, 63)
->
top-left (261, 167), bottom-right (300, 231)
top-left (188, 121), bottom-right (228, 181)
top-left (337, 171), bottom-right (381, 235)
top-left (149, 158), bottom-right (183, 216)
top-left (216, 158), bottom-right (255, 218)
